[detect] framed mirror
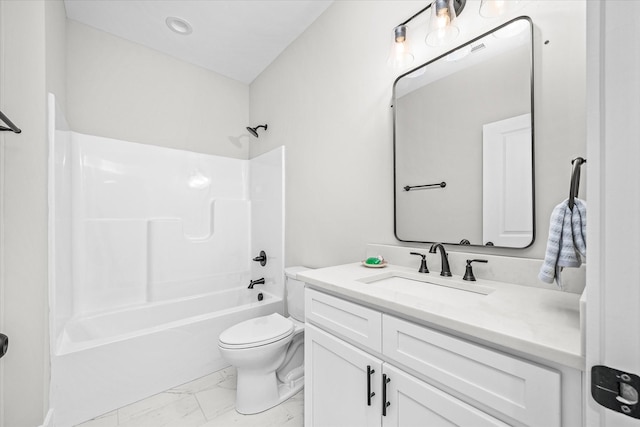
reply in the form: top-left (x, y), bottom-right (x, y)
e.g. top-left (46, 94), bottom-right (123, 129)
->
top-left (393, 16), bottom-right (534, 248)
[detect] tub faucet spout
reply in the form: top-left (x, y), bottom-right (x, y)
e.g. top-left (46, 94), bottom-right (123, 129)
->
top-left (248, 278), bottom-right (265, 289)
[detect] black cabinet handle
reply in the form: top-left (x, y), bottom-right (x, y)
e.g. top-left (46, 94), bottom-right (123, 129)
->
top-left (367, 365), bottom-right (376, 406)
top-left (382, 374), bottom-right (391, 416)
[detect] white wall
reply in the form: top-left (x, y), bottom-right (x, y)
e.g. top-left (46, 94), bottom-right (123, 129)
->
top-left (249, 0), bottom-right (586, 267)
top-left (66, 20), bottom-right (250, 159)
top-left (46, 1), bottom-right (67, 112)
top-left (0, 0), bottom-right (66, 425)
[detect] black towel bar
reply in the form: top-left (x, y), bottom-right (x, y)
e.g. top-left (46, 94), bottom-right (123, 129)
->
top-left (569, 157), bottom-right (586, 209)
top-left (0, 109), bottom-right (21, 134)
top-left (404, 181), bottom-right (446, 192)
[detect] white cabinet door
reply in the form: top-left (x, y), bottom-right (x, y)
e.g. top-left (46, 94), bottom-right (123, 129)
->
top-left (305, 324), bottom-right (383, 427)
top-left (382, 364), bottom-right (509, 427)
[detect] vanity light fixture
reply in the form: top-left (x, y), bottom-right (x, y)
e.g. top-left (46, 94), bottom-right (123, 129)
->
top-left (479, 0), bottom-right (522, 18)
top-left (388, 0), bottom-right (466, 68)
top-left (387, 24), bottom-right (415, 68)
top-left (166, 16), bottom-right (193, 35)
top-left (425, 0), bottom-right (466, 47)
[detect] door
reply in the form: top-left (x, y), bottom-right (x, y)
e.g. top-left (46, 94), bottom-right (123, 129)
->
top-left (586, 1), bottom-right (640, 425)
top-left (382, 364), bottom-right (509, 427)
top-left (305, 324), bottom-right (383, 427)
top-left (482, 113), bottom-right (533, 247)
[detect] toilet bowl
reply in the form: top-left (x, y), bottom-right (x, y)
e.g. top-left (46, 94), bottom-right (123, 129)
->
top-left (217, 267), bottom-right (309, 414)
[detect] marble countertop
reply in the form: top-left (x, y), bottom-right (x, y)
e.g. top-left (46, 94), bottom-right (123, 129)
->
top-left (298, 262), bottom-right (584, 370)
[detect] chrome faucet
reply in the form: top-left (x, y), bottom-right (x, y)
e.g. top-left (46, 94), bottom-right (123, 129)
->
top-left (429, 243), bottom-right (452, 277)
top-left (248, 277), bottom-right (265, 289)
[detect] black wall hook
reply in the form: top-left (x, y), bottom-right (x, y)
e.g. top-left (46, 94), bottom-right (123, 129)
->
top-left (569, 157), bottom-right (586, 210)
top-left (0, 333), bottom-right (8, 359)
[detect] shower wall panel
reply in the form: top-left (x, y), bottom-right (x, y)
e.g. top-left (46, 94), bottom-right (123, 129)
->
top-left (148, 200), bottom-right (250, 301)
top-left (60, 132), bottom-right (251, 319)
top-left (250, 147), bottom-right (285, 299)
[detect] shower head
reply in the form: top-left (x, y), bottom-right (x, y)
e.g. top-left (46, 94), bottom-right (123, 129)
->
top-left (246, 124), bottom-right (268, 138)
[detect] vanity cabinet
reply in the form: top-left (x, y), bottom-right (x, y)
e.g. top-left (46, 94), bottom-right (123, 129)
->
top-left (306, 324), bottom-right (508, 427)
top-left (305, 288), bottom-right (569, 427)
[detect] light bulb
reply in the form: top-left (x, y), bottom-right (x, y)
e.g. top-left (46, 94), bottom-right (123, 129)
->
top-left (426, 0), bottom-right (459, 47)
top-left (387, 25), bottom-right (414, 69)
top-left (479, 0), bottom-right (521, 18)
top-left (436, 8), bottom-right (451, 28)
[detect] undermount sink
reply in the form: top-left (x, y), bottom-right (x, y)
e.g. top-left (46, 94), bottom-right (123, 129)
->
top-left (357, 270), bottom-right (495, 297)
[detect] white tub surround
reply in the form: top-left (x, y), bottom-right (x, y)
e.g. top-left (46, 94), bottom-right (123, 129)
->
top-left (301, 263), bottom-right (584, 426)
top-left (48, 95), bottom-right (286, 426)
top-left (299, 262), bottom-right (582, 369)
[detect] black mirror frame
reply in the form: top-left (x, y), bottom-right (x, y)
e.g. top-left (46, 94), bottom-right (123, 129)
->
top-left (392, 16), bottom-right (535, 249)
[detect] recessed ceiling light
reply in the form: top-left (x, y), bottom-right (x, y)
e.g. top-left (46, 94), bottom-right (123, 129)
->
top-left (166, 17), bottom-right (193, 35)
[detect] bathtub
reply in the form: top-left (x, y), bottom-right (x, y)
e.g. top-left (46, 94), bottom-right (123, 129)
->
top-left (51, 287), bottom-right (281, 427)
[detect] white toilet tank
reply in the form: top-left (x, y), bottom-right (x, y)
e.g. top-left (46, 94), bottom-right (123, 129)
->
top-left (284, 266), bottom-right (310, 322)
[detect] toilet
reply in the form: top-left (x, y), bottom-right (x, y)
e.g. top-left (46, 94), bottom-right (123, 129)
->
top-left (218, 266), bottom-right (309, 414)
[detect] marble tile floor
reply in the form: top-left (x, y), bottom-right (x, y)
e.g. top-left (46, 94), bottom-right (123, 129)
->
top-left (76, 367), bottom-right (304, 427)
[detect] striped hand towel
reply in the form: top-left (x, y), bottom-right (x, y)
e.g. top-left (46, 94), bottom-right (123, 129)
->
top-left (538, 198), bottom-right (587, 290)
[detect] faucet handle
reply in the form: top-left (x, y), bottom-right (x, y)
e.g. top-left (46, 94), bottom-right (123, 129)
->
top-left (252, 250), bottom-right (267, 266)
top-left (410, 252), bottom-right (429, 274)
top-left (463, 259), bottom-right (488, 281)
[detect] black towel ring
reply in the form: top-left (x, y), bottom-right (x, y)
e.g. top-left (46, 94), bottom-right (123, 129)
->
top-left (569, 157), bottom-right (586, 210)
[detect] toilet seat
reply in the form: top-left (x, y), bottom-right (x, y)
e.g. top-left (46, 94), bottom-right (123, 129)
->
top-left (219, 313), bottom-right (294, 349)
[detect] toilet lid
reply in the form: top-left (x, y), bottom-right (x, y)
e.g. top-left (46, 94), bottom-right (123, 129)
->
top-left (219, 313), bottom-right (294, 349)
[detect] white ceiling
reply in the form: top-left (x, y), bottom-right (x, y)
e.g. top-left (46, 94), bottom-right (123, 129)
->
top-left (64, 0), bottom-right (333, 84)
